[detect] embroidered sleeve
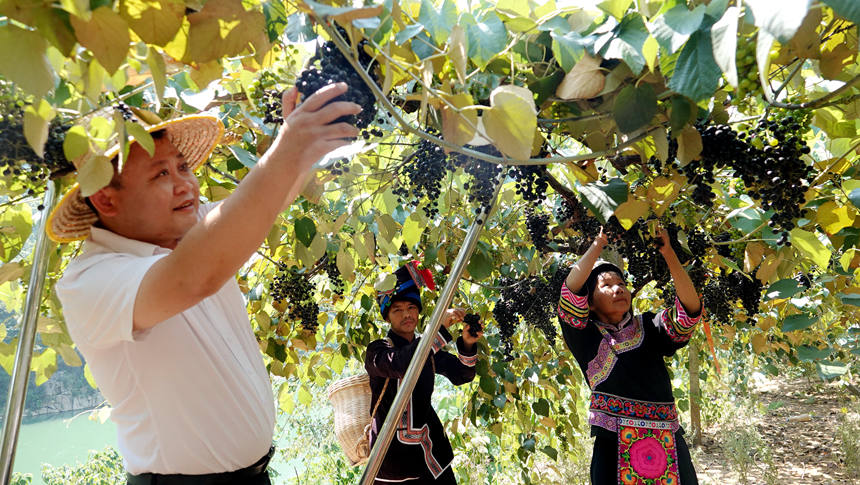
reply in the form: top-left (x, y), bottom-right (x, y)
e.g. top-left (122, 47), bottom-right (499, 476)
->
top-left (432, 326), bottom-right (454, 353)
top-left (558, 281), bottom-right (589, 329)
top-left (658, 296), bottom-right (702, 343)
top-left (455, 336), bottom-right (477, 367)
top-left (433, 339), bottom-right (477, 385)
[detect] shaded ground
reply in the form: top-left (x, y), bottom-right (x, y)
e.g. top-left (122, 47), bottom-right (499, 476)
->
top-left (692, 377), bottom-right (859, 485)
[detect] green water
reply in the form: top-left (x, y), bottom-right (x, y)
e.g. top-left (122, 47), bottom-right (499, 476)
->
top-left (12, 411), bottom-right (117, 485)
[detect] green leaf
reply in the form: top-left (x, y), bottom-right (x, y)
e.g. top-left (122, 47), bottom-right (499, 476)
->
top-left (419, 0), bottom-right (457, 45)
top-left (227, 145), bottom-right (258, 168)
top-left (649, 4), bottom-right (706, 53)
top-left (541, 445), bottom-right (558, 461)
top-left (667, 30), bottom-right (722, 101)
top-left (550, 31), bottom-right (586, 72)
top-left (78, 155), bottom-right (114, 197)
top-left (0, 24), bottom-right (54, 98)
top-left (669, 96), bottom-right (695, 133)
top-left (297, 385), bottom-right (312, 406)
top-left (816, 360), bottom-right (849, 380)
top-left (823, 0), bottom-right (860, 24)
top-left (797, 345), bottom-right (832, 362)
top-left (710, 6), bottom-right (739, 87)
top-left (294, 217), bottom-right (317, 247)
top-left (848, 188), bottom-right (860, 210)
top-left (603, 15), bottom-right (648, 74)
top-left (598, 0), bottom-right (633, 20)
top-left (764, 279), bottom-right (802, 300)
top-left (839, 293), bottom-right (860, 307)
top-left (467, 251), bottom-right (493, 281)
top-left (613, 84), bottom-right (657, 133)
top-left (578, 178), bottom-right (629, 224)
top-left (532, 398), bottom-right (550, 416)
top-left (744, 0), bottom-right (811, 43)
top-left (465, 12), bottom-right (507, 69)
top-left (479, 375), bottom-right (497, 394)
top-left (493, 393), bottom-right (507, 408)
top-left (781, 313), bottom-right (818, 332)
top-left (70, 7), bottom-right (132, 74)
top-left (125, 121), bottom-right (155, 157)
top-left (63, 125), bottom-right (90, 162)
top-left (402, 214), bottom-right (423, 249)
top-left (789, 228), bottom-right (831, 269)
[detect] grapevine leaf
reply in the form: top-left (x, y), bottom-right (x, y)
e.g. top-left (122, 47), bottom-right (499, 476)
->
top-left (840, 293), bottom-right (860, 307)
top-left (614, 199), bottom-right (649, 230)
top-left (797, 345), bottom-right (832, 362)
top-left (0, 24), bottom-right (54, 98)
top-left (816, 201), bottom-right (855, 234)
top-left (613, 83), bottom-right (657, 133)
top-left (185, 0), bottom-right (268, 64)
top-left (493, 393), bottom-right (507, 408)
top-left (336, 251), bottom-right (355, 283)
top-left (441, 93), bottom-right (478, 146)
top-left (822, 0), bottom-right (860, 24)
top-left (649, 4), bottom-right (706, 54)
top-left (285, 12), bottom-right (315, 43)
top-left (781, 313), bottom-right (817, 332)
top-left (70, 7), bottom-right (131, 74)
top-left (482, 85), bottom-right (537, 161)
top-left (756, 30), bottom-right (775, 101)
top-left (710, 6), bottom-right (739, 87)
top-left (294, 217), bottom-right (317, 247)
top-left (789, 228), bottom-right (831, 269)
top-left (816, 361), bottom-right (849, 380)
top-left (23, 99), bottom-right (55, 159)
top-left (668, 30), bottom-right (721, 101)
top-left (598, 0), bottom-right (633, 20)
top-left (125, 121), bottom-right (155, 157)
top-left (464, 12), bottom-right (507, 69)
top-left (578, 178), bottom-right (629, 224)
top-left (847, 188), bottom-right (860, 210)
top-left (764, 278), bottom-right (802, 300)
top-left (0, 263), bottom-right (24, 285)
top-left (603, 15), bottom-right (649, 75)
top-left (479, 375), bottom-right (497, 394)
top-left (77, 155), bottom-right (114, 197)
top-left (550, 31), bottom-right (587, 72)
top-left (467, 251), bottom-right (493, 282)
top-left (419, 0), bottom-right (456, 45)
top-left (744, 0), bottom-right (811, 43)
top-left (448, 24), bottom-right (468, 84)
top-left (532, 398), bottom-right (550, 416)
top-left (676, 125), bottom-right (702, 165)
top-left (402, 214), bottom-right (423, 250)
top-left (228, 145), bottom-right (258, 168)
top-left (297, 386), bottom-right (312, 406)
top-left (541, 446), bottom-right (558, 461)
top-left (120, 0), bottom-right (185, 46)
top-left (669, 96), bottom-right (695, 133)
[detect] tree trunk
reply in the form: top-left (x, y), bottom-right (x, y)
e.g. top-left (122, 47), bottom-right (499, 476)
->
top-left (688, 344), bottom-right (702, 446)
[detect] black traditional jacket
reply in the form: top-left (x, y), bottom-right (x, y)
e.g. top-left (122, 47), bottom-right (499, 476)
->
top-left (557, 281), bottom-right (702, 438)
top-left (365, 327), bottom-right (477, 481)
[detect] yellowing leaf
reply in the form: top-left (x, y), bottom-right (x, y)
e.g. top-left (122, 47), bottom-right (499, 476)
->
top-left (757, 251), bottom-right (784, 283)
top-left (71, 7), bottom-right (131, 74)
top-left (448, 24), bottom-right (467, 84)
top-left (614, 199), bottom-right (649, 230)
top-left (23, 99), bottom-right (55, 159)
top-left (751, 333), bottom-right (768, 354)
top-left (840, 249), bottom-right (856, 272)
top-left (336, 250), bottom-right (356, 283)
top-left (186, 0), bottom-right (267, 64)
top-left (189, 60), bottom-right (222, 90)
top-left (482, 85), bottom-right (537, 160)
top-left (0, 263), bottom-right (24, 285)
top-left (647, 176), bottom-right (681, 216)
top-left (402, 214), bottom-right (423, 250)
top-left (0, 24), bottom-right (54, 98)
top-left (556, 54), bottom-right (604, 100)
top-left (653, 127), bottom-right (669, 163)
top-left (677, 125), bottom-right (702, 166)
top-left (120, 0), bottom-right (185, 46)
top-left (817, 201), bottom-right (855, 234)
top-left (744, 242), bottom-right (766, 273)
top-left (441, 93), bottom-right (478, 146)
top-left (789, 228), bottom-right (831, 269)
top-left (77, 155), bottom-right (114, 197)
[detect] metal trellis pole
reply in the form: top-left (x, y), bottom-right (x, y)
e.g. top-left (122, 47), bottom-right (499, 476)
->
top-left (359, 175), bottom-right (503, 485)
top-left (0, 180), bottom-right (58, 483)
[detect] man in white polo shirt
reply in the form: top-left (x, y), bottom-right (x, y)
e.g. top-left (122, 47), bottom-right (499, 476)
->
top-left (49, 83), bottom-right (361, 484)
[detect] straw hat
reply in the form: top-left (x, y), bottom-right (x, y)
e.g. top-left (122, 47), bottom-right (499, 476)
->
top-left (47, 115), bottom-right (224, 243)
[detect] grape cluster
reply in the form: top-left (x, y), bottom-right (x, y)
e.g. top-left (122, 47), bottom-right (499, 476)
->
top-left (453, 146), bottom-right (504, 221)
top-left (682, 114), bottom-right (814, 239)
top-left (509, 164), bottom-right (549, 203)
top-left (392, 134), bottom-right (452, 218)
top-left (734, 37), bottom-right (763, 103)
top-left (492, 266), bottom-right (567, 358)
top-left (270, 264), bottom-right (320, 332)
top-left (0, 82), bottom-right (73, 184)
top-left (701, 270), bottom-right (763, 325)
top-left (525, 208), bottom-right (550, 251)
top-left (464, 313), bottom-right (482, 338)
top-left (114, 102), bottom-right (134, 121)
top-left (323, 254), bottom-right (345, 295)
top-left (295, 29), bottom-right (378, 129)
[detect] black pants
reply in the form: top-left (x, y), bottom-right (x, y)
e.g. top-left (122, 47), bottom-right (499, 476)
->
top-left (590, 431), bottom-right (698, 485)
top-left (127, 447), bottom-right (273, 485)
top-left (374, 466), bottom-right (457, 484)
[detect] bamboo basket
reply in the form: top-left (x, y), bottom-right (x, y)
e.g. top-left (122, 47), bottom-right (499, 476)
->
top-left (327, 373), bottom-right (373, 465)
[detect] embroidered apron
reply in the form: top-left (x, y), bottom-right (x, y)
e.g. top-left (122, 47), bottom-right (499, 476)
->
top-left (591, 318), bottom-right (682, 484)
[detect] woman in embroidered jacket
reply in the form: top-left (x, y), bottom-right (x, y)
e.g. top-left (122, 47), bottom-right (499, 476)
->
top-left (558, 227), bottom-right (702, 485)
